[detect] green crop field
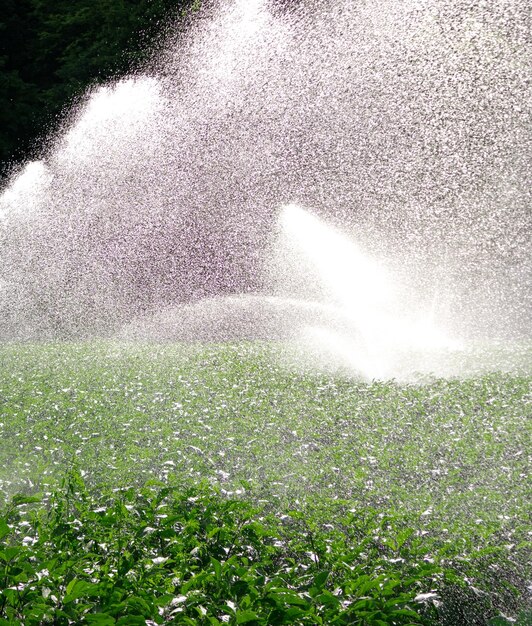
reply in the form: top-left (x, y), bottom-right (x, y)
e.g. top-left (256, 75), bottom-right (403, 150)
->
top-left (0, 342), bottom-right (530, 625)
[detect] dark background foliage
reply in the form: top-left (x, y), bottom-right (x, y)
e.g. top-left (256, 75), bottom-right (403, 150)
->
top-left (0, 0), bottom-right (195, 181)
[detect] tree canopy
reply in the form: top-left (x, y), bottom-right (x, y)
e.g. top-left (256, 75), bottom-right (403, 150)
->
top-left (0, 0), bottom-right (195, 180)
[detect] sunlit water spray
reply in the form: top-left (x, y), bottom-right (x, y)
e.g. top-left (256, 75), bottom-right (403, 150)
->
top-left (123, 202), bottom-right (502, 382)
top-left (275, 204), bottom-right (462, 380)
top-left (0, 3), bottom-right (530, 615)
top-left (0, 0), bottom-right (529, 372)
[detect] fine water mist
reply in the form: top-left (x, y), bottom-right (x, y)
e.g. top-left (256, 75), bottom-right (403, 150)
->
top-left (0, 0), bottom-right (530, 376)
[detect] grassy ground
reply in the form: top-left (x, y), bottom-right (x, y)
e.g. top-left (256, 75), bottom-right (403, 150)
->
top-left (0, 342), bottom-right (530, 625)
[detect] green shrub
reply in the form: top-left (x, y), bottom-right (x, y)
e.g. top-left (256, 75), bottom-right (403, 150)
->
top-left (0, 472), bottom-right (442, 625)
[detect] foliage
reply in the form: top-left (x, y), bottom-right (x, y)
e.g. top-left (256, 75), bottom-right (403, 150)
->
top-left (0, 342), bottom-right (530, 624)
top-left (0, 471), bottom-right (441, 625)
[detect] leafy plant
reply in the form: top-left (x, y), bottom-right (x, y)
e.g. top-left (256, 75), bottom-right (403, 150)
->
top-left (0, 342), bottom-right (529, 624)
top-left (0, 473), bottom-right (443, 625)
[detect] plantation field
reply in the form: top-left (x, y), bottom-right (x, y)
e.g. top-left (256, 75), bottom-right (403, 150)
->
top-left (0, 342), bottom-right (530, 625)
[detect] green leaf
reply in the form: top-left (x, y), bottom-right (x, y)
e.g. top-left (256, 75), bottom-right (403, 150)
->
top-left (352, 598), bottom-right (376, 611)
top-left (11, 493), bottom-right (42, 506)
top-left (236, 611), bottom-right (259, 624)
top-left (207, 526), bottom-right (222, 539)
top-left (66, 577), bottom-right (79, 596)
top-left (125, 596), bottom-right (152, 616)
top-left (315, 591), bottom-right (340, 608)
top-left (388, 608), bottom-right (423, 618)
top-left (182, 571), bottom-right (208, 593)
top-left (64, 579), bottom-right (100, 603)
top-left (267, 590), bottom-right (309, 608)
top-left (1, 588), bottom-right (18, 605)
top-left (116, 616), bottom-right (146, 625)
top-left (156, 593), bottom-right (175, 607)
top-left (240, 595), bottom-right (252, 610)
top-left (0, 518), bottom-right (10, 542)
top-left (0, 547), bottom-right (22, 561)
top-left (85, 615), bottom-right (116, 625)
top-left (211, 557), bottom-right (222, 580)
top-left (284, 607), bottom-right (308, 620)
top-left (314, 570), bottom-right (329, 589)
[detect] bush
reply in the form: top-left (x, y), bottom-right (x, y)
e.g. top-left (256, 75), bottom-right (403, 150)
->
top-left (0, 472), bottom-right (442, 625)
